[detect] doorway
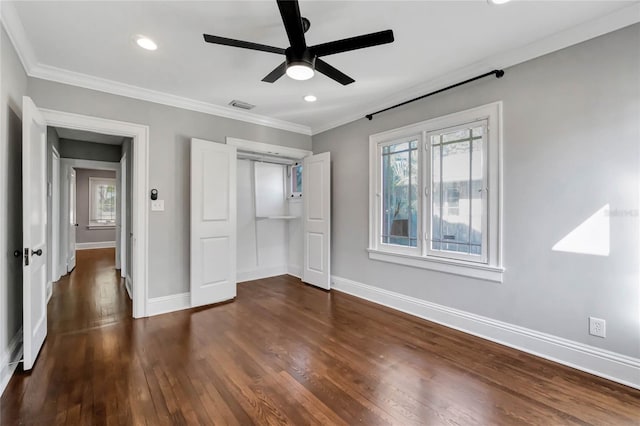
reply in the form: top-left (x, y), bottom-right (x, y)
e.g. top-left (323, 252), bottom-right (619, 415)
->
top-left (20, 97), bottom-right (149, 371)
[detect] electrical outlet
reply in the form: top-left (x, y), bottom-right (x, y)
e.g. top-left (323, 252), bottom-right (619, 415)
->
top-left (589, 317), bottom-right (606, 338)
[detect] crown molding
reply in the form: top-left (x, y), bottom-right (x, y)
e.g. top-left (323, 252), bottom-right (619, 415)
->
top-left (29, 63), bottom-right (312, 135)
top-left (0, 2), bottom-right (311, 136)
top-left (310, 2), bottom-right (640, 135)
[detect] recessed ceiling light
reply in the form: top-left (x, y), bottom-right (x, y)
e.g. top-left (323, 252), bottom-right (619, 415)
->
top-left (135, 36), bottom-right (157, 51)
top-left (304, 95), bottom-right (317, 103)
top-left (488, 0), bottom-right (512, 4)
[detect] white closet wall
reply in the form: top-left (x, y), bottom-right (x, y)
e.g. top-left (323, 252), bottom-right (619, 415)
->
top-left (237, 160), bottom-right (289, 282)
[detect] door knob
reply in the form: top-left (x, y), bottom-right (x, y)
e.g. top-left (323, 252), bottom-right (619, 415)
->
top-left (13, 250), bottom-right (21, 257)
top-left (31, 249), bottom-right (43, 256)
top-left (74, 223), bottom-right (79, 227)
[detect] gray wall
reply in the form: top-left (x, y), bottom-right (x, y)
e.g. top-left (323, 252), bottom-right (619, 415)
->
top-left (27, 78), bottom-right (312, 298)
top-left (0, 26), bottom-right (27, 383)
top-left (59, 139), bottom-right (122, 162)
top-left (74, 168), bottom-right (117, 244)
top-left (312, 24), bottom-right (640, 359)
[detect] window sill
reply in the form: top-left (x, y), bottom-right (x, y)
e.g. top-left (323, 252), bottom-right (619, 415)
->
top-left (88, 224), bottom-right (116, 230)
top-left (367, 248), bottom-right (504, 283)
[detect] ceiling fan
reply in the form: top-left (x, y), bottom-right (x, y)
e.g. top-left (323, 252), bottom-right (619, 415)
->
top-left (203, 0), bottom-right (394, 85)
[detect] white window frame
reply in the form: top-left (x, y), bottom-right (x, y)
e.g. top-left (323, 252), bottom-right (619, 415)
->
top-left (288, 162), bottom-right (303, 199)
top-left (368, 102), bottom-right (504, 282)
top-left (89, 177), bottom-right (117, 228)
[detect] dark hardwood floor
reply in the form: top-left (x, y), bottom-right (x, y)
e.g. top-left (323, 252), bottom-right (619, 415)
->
top-left (1, 249), bottom-right (639, 425)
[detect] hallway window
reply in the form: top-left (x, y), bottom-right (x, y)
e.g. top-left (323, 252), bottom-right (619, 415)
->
top-left (89, 177), bottom-right (116, 226)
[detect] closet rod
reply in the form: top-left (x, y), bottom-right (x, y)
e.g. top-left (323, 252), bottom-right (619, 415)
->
top-left (365, 69), bottom-right (505, 121)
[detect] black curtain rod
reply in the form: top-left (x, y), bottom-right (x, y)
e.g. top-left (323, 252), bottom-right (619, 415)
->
top-left (365, 69), bottom-right (505, 120)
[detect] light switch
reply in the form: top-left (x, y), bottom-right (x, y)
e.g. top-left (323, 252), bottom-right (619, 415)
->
top-left (151, 200), bottom-right (165, 211)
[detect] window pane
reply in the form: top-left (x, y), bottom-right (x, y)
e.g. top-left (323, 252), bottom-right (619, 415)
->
top-left (291, 165), bottom-right (303, 194)
top-left (382, 140), bottom-right (418, 247)
top-left (430, 125), bottom-right (484, 257)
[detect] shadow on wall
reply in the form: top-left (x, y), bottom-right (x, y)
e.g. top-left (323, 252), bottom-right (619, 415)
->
top-left (6, 103), bottom-right (23, 337)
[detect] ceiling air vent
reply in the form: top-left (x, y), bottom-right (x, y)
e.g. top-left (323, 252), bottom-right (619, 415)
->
top-left (229, 100), bottom-right (255, 110)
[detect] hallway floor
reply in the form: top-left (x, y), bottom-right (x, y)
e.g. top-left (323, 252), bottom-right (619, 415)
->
top-left (1, 249), bottom-right (639, 425)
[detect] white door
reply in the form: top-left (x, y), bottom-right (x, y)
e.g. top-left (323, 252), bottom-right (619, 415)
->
top-left (302, 152), bottom-right (331, 290)
top-left (190, 138), bottom-right (237, 308)
top-left (22, 96), bottom-right (48, 370)
top-left (67, 168), bottom-right (76, 272)
top-left (120, 153), bottom-right (127, 278)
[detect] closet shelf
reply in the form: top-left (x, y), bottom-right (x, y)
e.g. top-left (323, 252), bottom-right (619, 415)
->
top-left (256, 216), bottom-right (299, 220)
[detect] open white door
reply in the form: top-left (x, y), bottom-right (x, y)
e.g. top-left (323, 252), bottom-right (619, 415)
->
top-left (22, 96), bottom-right (48, 370)
top-left (190, 138), bottom-right (237, 308)
top-left (67, 168), bottom-right (76, 272)
top-left (302, 152), bottom-right (331, 290)
top-left (120, 153), bottom-right (127, 278)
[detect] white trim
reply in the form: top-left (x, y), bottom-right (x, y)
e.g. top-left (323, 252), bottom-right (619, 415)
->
top-left (237, 266), bottom-right (288, 283)
top-left (125, 275), bottom-right (132, 300)
top-left (76, 241), bottom-right (115, 250)
top-left (367, 249), bottom-right (504, 283)
top-left (287, 265), bottom-right (302, 279)
top-left (226, 137), bottom-right (312, 159)
top-left (331, 275), bottom-right (640, 390)
top-left (311, 3), bottom-right (640, 135)
top-left (51, 148), bottom-right (61, 282)
top-left (147, 292), bottom-right (190, 317)
top-left (42, 108), bottom-right (149, 319)
top-left (0, 328), bottom-right (23, 397)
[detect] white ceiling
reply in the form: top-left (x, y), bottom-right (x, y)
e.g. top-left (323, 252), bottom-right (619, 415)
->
top-left (54, 127), bottom-right (126, 145)
top-left (7, 1), bottom-right (639, 134)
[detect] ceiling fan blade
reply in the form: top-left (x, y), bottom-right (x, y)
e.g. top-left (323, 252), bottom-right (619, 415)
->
top-left (276, 0), bottom-right (306, 52)
top-left (262, 62), bottom-right (287, 83)
top-left (315, 59), bottom-right (355, 86)
top-left (311, 30), bottom-right (394, 57)
top-left (203, 34), bottom-right (285, 54)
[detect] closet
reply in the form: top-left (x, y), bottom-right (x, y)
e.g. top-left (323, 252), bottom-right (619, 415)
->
top-left (190, 137), bottom-right (330, 308)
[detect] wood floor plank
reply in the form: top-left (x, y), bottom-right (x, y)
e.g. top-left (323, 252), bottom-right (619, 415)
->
top-left (1, 248), bottom-right (639, 425)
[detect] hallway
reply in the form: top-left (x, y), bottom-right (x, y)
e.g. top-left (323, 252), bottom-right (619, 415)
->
top-left (1, 250), bottom-right (639, 425)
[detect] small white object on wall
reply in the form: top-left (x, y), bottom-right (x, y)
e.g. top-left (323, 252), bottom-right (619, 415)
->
top-left (151, 200), bottom-right (164, 211)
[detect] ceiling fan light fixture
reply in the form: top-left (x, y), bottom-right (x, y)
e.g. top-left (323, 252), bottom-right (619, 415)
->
top-left (286, 63), bottom-right (315, 81)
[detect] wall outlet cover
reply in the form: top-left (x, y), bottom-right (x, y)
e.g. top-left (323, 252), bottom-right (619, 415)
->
top-left (589, 317), bottom-right (606, 338)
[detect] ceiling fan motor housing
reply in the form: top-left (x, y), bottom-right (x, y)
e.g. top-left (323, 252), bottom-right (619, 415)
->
top-left (285, 47), bottom-right (315, 70)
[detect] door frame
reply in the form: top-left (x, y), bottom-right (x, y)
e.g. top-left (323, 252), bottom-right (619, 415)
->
top-left (41, 108), bottom-right (149, 318)
top-left (120, 152), bottom-right (127, 279)
top-left (50, 146), bottom-right (61, 285)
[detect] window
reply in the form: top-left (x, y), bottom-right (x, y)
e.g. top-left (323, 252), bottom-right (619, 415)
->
top-left (369, 102), bottom-right (503, 282)
top-left (288, 163), bottom-right (303, 198)
top-left (89, 177), bottom-right (116, 227)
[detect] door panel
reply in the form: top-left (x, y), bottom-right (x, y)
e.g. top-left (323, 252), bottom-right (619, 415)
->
top-left (22, 96), bottom-right (48, 370)
top-left (190, 138), bottom-right (237, 307)
top-left (302, 152), bottom-right (331, 290)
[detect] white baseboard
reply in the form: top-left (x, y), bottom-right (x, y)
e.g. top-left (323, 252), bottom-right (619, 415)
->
top-left (0, 328), bottom-right (23, 397)
top-left (75, 241), bottom-right (115, 250)
top-left (287, 264), bottom-right (302, 279)
top-left (147, 292), bottom-right (190, 317)
top-left (331, 275), bottom-right (640, 390)
top-left (125, 275), bottom-right (132, 300)
top-left (237, 266), bottom-right (288, 283)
